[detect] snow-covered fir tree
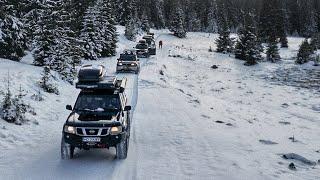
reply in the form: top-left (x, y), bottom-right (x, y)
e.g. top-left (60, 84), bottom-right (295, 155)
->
top-left (296, 39), bottom-right (314, 64)
top-left (170, 6), bottom-right (187, 38)
top-left (116, 0), bottom-right (136, 26)
top-left (266, 39), bottom-right (281, 62)
top-left (33, 0), bottom-right (81, 82)
top-left (258, 0), bottom-right (287, 43)
top-left (216, 17), bottom-right (233, 53)
top-left (13, 85), bottom-right (28, 125)
top-left (0, 1), bottom-right (27, 61)
top-left (80, 0), bottom-right (118, 59)
top-left (311, 33), bottom-right (320, 50)
top-left (39, 66), bottom-right (59, 95)
top-left (97, 0), bottom-right (118, 57)
top-left (280, 35), bottom-right (289, 48)
top-left (235, 14), bottom-right (262, 66)
top-left (140, 13), bottom-right (151, 32)
top-left (125, 12), bottom-right (139, 41)
top-left (1, 72), bottom-right (15, 123)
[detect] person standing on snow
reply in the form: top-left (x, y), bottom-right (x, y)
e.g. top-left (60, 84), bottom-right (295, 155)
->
top-left (159, 40), bottom-right (163, 49)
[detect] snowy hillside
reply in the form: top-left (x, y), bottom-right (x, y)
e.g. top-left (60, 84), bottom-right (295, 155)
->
top-left (1, 27), bottom-right (320, 180)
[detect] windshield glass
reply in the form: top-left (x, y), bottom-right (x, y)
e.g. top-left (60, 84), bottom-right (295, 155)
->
top-left (74, 94), bottom-right (120, 112)
top-left (136, 44), bottom-right (148, 49)
top-left (120, 54), bottom-right (136, 61)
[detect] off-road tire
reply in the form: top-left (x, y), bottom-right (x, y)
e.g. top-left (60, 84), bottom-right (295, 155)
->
top-left (116, 137), bottom-right (128, 159)
top-left (61, 137), bottom-right (75, 159)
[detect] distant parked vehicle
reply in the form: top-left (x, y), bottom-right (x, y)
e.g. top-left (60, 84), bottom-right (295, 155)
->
top-left (116, 50), bottom-right (140, 74)
top-left (135, 42), bottom-right (150, 58)
top-left (143, 36), bottom-right (156, 55)
top-left (147, 32), bottom-right (155, 39)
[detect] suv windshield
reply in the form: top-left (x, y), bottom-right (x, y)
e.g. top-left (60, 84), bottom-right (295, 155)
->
top-left (136, 44), bottom-right (148, 49)
top-left (120, 54), bottom-right (136, 61)
top-left (74, 94), bottom-right (120, 112)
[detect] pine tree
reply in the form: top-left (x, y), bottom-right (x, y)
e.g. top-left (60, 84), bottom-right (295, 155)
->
top-left (39, 66), bottom-right (59, 95)
top-left (296, 39), bottom-right (314, 64)
top-left (141, 13), bottom-right (151, 32)
top-left (1, 72), bottom-right (15, 123)
top-left (311, 33), bottom-right (320, 50)
top-left (266, 39), bottom-right (281, 62)
top-left (280, 35), bottom-right (289, 48)
top-left (0, 1), bottom-right (27, 61)
top-left (170, 6), bottom-right (187, 38)
top-left (216, 18), bottom-right (233, 53)
top-left (125, 12), bottom-right (139, 41)
top-left (13, 85), bottom-right (28, 124)
top-left (258, 0), bottom-right (285, 42)
top-left (235, 13), bottom-right (262, 65)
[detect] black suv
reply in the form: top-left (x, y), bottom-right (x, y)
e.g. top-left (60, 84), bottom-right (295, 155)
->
top-left (142, 35), bottom-right (156, 55)
top-left (135, 40), bottom-right (150, 58)
top-left (116, 50), bottom-right (140, 74)
top-left (61, 65), bottom-right (132, 159)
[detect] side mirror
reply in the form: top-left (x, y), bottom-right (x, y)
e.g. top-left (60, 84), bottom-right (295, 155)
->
top-left (66, 105), bottom-right (72, 111)
top-left (124, 106), bottom-right (132, 111)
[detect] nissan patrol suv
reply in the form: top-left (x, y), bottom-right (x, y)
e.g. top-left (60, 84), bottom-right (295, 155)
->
top-left (116, 50), bottom-right (140, 74)
top-left (61, 65), bottom-right (132, 159)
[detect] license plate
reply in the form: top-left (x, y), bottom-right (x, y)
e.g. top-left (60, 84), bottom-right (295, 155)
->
top-left (82, 137), bottom-right (101, 142)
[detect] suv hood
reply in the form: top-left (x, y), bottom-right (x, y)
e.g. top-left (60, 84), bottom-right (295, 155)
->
top-left (67, 111), bottom-right (119, 123)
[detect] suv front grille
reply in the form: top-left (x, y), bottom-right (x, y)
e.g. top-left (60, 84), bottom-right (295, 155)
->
top-left (76, 127), bottom-right (109, 136)
top-left (85, 129), bottom-right (99, 135)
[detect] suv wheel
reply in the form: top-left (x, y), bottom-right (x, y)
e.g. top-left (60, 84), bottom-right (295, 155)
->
top-left (61, 137), bottom-right (75, 159)
top-left (116, 136), bottom-right (128, 159)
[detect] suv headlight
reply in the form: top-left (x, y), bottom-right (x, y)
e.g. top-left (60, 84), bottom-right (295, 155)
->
top-left (64, 125), bottom-right (76, 134)
top-left (110, 126), bottom-right (122, 135)
top-left (118, 63), bottom-right (123, 66)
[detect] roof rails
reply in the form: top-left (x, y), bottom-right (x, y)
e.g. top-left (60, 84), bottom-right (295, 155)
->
top-left (76, 76), bottom-right (127, 93)
top-left (143, 35), bottom-right (153, 39)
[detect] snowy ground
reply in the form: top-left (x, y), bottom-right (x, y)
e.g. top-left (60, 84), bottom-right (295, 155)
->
top-left (0, 27), bottom-right (320, 180)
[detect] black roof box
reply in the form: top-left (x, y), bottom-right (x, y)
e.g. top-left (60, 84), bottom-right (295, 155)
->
top-left (78, 65), bottom-right (106, 82)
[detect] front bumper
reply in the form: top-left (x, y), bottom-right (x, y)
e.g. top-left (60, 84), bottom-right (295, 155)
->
top-left (63, 132), bottom-right (126, 148)
top-left (116, 65), bottom-right (139, 72)
top-left (136, 51), bottom-right (149, 58)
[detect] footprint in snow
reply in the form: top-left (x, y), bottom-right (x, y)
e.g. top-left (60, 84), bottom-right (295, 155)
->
top-left (281, 103), bottom-right (290, 108)
top-left (279, 121), bottom-right (291, 125)
top-left (259, 139), bottom-right (278, 145)
top-left (282, 153), bottom-right (317, 166)
top-left (215, 120), bottom-right (224, 124)
top-left (201, 115), bottom-right (210, 119)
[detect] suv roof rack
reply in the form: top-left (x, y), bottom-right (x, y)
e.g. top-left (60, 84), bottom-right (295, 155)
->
top-left (78, 64), bottom-right (106, 82)
top-left (143, 35), bottom-right (153, 39)
top-left (76, 76), bottom-right (127, 93)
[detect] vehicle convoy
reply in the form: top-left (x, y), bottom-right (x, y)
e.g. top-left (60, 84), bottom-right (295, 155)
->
top-left (116, 50), bottom-right (140, 74)
top-left (135, 40), bottom-right (150, 58)
top-left (142, 35), bottom-right (156, 55)
top-left (61, 65), bottom-right (132, 159)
